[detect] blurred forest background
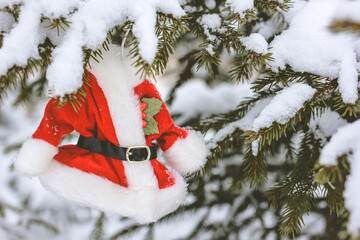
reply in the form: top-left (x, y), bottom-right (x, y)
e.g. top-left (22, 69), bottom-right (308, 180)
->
top-left (1, 0), bottom-right (360, 239)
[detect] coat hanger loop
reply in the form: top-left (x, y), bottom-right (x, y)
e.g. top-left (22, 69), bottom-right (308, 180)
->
top-left (120, 28), bottom-right (131, 60)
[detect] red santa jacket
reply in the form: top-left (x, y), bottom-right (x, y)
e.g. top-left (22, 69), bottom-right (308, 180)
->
top-left (14, 46), bottom-right (207, 223)
top-left (33, 73), bottom-right (187, 189)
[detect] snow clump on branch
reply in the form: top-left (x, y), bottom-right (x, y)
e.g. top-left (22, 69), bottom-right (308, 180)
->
top-left (240, 33), bottom-right (268, 54)
top-left (226, 0), bottom-right (254, 17)
top-left (252, 83), bottom-right (316, 132)
top-left (320, 119), bottom-right (360, 237)
top-left (270, 0), bottom-right (360, 104)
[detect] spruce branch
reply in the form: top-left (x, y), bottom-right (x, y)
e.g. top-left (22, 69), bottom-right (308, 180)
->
top-left (129, 14), bottom-right (189, 79)
top-left (266, 132), bottom-right (322, 237)
top-left (279, 182), bottom-right (317, 237)
top-left (0, 58), bottom-right (43, 101)
top-left (245, 82), bottom-right (332, 152)
top-left (194, 47), bottom-right (221, 75)
top-left (251, 68), bottom-right (328, 92)
top-left (26, 219), bottom-right (60, 235)
top-left (315, 156), bottom-right (350, 186)
top-left (241, 144), bottom-right (268, 187)
top-left (314, 156), bottom-right (349, 220)
top-left (42, 16), bottom-right (71, 36)
top-left (194, 92), bottom-right (275, 133)
top-left (225, 6), bottom-right (258, 29)
top-left (89, 213), bottom-right (106, 240)
top-left (331, 91), bottom-right (360, 120)
top-left (324, 183), bottom-right (345, 217)
top-left (254, 0), bottom-right (293, 13)
top-left (0, 4), bottom-right (21, 21)
top-left (0, 37), bottom-right (53, 102)
top-left (330, 19), bottom-right (360, 34)
top-left (109, 223), bottom-right (150, 240)
top-left (200, 129), bottom-right (244, 177)
top-left (0, 203), bottom-right (4, 218)
top-left (13, 74), bottom-right (46, 105)
top-left (53, 71), bottom-right (91, 113)
top-left (230, 51), bottom-right (273, 82)
top-left (152, 13), bottom-right (190, 75)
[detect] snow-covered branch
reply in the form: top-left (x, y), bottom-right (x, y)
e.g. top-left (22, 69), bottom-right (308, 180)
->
top-left (0, 0), bottom-right (185, 96)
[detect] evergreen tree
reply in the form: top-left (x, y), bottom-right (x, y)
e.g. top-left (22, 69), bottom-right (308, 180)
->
top-left (0, 0), bottom-right (360, 239)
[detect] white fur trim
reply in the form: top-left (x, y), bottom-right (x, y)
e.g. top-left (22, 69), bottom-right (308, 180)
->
top-left (163, 131), bottom-right (208, 175)
top-left (14, 138), bottom-right (58, 176)
top-left (40, 160), bottom-right (187, 224)
top-left (89, 44), bottom-right (159, 189)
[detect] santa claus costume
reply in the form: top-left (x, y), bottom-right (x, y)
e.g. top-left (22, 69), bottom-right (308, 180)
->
top-left (14, 44), bottom-right (207, 223)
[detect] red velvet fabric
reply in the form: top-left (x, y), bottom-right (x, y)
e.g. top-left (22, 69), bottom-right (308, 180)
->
top-left (32, 72), bottom-right (188, 189)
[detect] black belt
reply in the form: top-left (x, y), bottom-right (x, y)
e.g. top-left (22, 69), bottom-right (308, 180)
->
top-left (77, 135), bottom-right (157, 163)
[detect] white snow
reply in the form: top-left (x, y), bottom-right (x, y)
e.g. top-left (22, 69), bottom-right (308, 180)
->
top-left (282, 0), bottom-right (307, 24)
top-left (254, 20), bottom-right (279, 40)
top-left (269, 0), bottom-right (359, 104)
top-left (251, 138), bottom-right (260, 156)
top-left (206, 44), bottom-right (215, 55)
top-left (344, 151), bottom-right (360, 237)
top-left (254, 0), bottom-right (307, 40)
top-left (200, 14), bottom-right (221, 30)
top-left (333, 1), bottom-right (360, 23)
top-left (199, 13), bottom-right (222, 42)
top-left (319, 119), bottom-right (360, 236)
top-left (309, 110), bottom-right (347, 139)
top-left (39, 0), bottom-right (83, 18)
top-left (131, 6), bottom-right (158, 64)
top-left (0, 0), bottom-right (22, 8)
top-left (252, 83), bottom-right (316, 132)
top-left (183, 5), bottom-right (197, 13)
top-left (0, 1), bottom-right (42, 76)
top-left (240, 33), bottom-right (268, 54)
top-left (205, 0), bottom-right (216, 9)
top-left (48, 0), bottom-right (185, 96)
top-left (47, 25), bottom-right (84, 97)
top-left (338, 50), bottom-right (358, 104)
top-left (39, 19), bottom-right (67, 46)
top-left (319, 120), bottom-right (360, 166)
top-left (226, 0), bottom-right (254, 17)
top-left (0, 12), bottom-right (15, 32)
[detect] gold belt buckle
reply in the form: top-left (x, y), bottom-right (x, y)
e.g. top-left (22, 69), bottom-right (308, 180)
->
top-left (126, 146), bottom-right (151, 163)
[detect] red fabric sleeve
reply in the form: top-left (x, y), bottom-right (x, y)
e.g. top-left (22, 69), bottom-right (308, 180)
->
top-left (32, 99), bottom-right (79, 147)
top-left (157, 124), bottom-right (189, 152)
top-left (136, 80), bottom-right (190, 151)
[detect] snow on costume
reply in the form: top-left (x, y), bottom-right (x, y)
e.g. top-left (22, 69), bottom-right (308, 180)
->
top-left (14, 44), bottom-right (208, 224)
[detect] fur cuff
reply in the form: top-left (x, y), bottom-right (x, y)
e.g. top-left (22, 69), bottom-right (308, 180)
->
top-left (14, 138), bottom-right (58, 176)
top-left (163, 131), bottom-right (208, 175)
